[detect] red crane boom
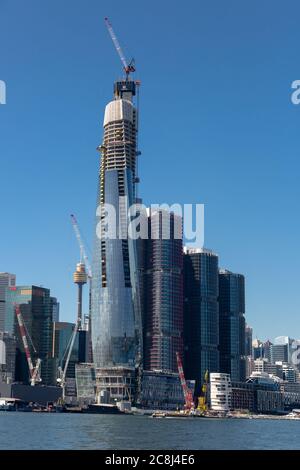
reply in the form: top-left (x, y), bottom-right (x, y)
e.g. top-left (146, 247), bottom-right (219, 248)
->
top-left (176, 352), bottom-right (194, 411)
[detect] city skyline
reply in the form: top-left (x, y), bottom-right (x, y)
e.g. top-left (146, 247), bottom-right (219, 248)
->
top-left (1, 0), bottom-right (300, 340)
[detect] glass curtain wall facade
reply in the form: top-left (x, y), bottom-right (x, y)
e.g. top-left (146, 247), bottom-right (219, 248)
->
top-left (245, 325), bottom-right (253, 357)
top-left (142, 209), bottom-right (183, 373)
top-left (5, 286), bottom-right (55, 385)
top-left (219, 270), bottom-right (246, 382)
top-left (52, 322), bottom-right (79, 379)
top-left (0, 272), bottom-right (16, 331)
top-left (91, 80), bottom-right (142, 400)
top-left (183, 248), bottom-right (219, 389)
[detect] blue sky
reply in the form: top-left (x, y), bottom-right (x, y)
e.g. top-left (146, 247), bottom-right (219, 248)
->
top-left (0, 0), bottom-right (299, 340)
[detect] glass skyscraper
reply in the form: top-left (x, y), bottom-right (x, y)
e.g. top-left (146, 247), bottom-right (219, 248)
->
top-left (219, 269), bottom-right (246, 382)
top-left (142, 209), bottom-right (183, 373)
top-left (5, 285), bottom-right (55, 385)
top-left (52, 322), bottom-right (79, 379)
top-left (245, 325), bottom-right (253, 357)
top-left (91, 79), bottom-right (141, 402)
top-left (183, 248), bottom-right (220, 390)
top-left (0, 272), bottom-right (16, 331)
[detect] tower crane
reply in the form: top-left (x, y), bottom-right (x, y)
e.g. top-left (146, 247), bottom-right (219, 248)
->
top-left (56, 320), bottom-right (79, 402)
top-left (104, 17), bottom-right (141, 195)
top-left (70, 214), bottom-right (92, 280)
top-left (57, 213), bottom-right (89, 402)
top-left (176, 352), bottom-right (194, 413)
top-left (15, 305), bottom-right (41, 386)
top-left (104, 17), bottom-right (135, 80)
top-left (70, 213), bottom-right (92, 330)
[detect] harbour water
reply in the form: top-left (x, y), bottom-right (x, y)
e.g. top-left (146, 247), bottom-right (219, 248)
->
top-left (0, 413), bottom-right (300, 449)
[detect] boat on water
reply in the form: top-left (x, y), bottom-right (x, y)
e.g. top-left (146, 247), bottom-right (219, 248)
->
top-left (83, 403), bottom-right (125, 414)
top-left (151, 412), bottom-right (167, 418)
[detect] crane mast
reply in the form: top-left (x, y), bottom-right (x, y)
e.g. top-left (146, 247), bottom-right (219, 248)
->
top-left (15, 305), bottom-right (41, 386)
top-left (176, 352), bottom-right (194, 412)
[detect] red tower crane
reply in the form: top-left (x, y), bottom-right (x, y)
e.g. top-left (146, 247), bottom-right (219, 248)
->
top-left (104, 17), bottom-right (135, 79)
top-left (176, 352), bottom-right (194, 412)
top-left (15, 304), bottom-right (41, 386)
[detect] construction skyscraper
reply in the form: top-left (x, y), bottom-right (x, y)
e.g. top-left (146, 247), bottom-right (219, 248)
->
top-left (91, 73), bottom-right (142, 402)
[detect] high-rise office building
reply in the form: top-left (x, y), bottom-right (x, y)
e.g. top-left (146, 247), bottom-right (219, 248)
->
top-left (0, 331), bottom-right (16, 383)
top-left (245, 355), bottom-right (254, 378)
top-left (91, 78), bottom-right (142, 402)
top-left (142, 209), bottom-right (183, 373)
top-left (252, 339), bottom-right (264, 360)
top-left (50, 297), bottom-right (60, 323)
top-left (219, 269), bottom-right (246, 382)
top-left (270, 343), bottom-right (289, 364)
top-left (183, 247), bottom-right (219, 390)
top-left (52, 321), bottom-right (89, 398)
top-left (0, 272), bottom-right (16, 331)
top-left (253, 357), bottom-right (283, 379)
top-left (281, 363), bottom-right (298, 383)
top-left (245, 325), bottom-right (253, 379)
top-left (5, 286), bottom-right (55, 385)
top-left (271, 336), bottom-right (294, 364)
top-left (263, 340), bottom-right (273, 363)
top-left (245, 325), bottom-right (253, 357)
top-left (52, 322), bottom-right (79, 379)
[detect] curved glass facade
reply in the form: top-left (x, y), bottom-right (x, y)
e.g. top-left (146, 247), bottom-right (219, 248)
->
top-left (91, 80), bottom-right (141, 370)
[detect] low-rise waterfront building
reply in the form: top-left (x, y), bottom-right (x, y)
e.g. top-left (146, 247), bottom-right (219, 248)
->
top-left (230, 372), bottom-right (284, 414)
top-left (140, 370), bottom-right (191, 410)
top-left (75, 363), bottom-right (96, 404)
top-left (210, 373), bottom-right (232, 412)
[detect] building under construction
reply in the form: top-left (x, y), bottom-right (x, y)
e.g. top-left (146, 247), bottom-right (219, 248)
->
top-left (90, 18), bottom-right (142, 403)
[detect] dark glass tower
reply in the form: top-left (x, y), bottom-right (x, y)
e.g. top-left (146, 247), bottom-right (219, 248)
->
top-left (245, 324), bottom-right (253, 357)
top-left (5, 286), bottom-right (55, 385)
top-left (91, 79), bottom-right (142, 402)
top-left (183, 248), bottom-right (219, 389)
top-left (0, 272), bottom-right (16, 331)
top-left (219, 269), bottom-right (246, 382)
top-left (142, 209), bottom-right (183, 373)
